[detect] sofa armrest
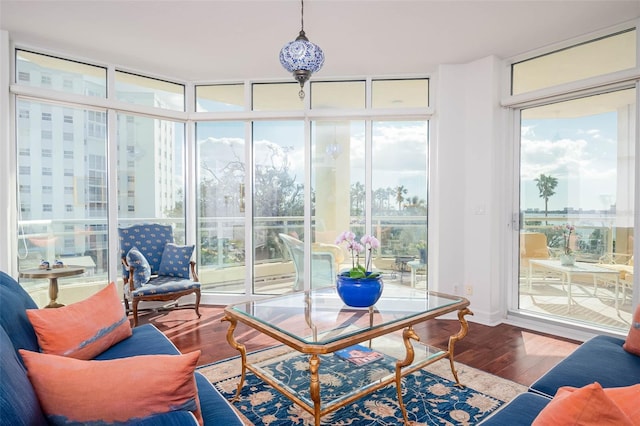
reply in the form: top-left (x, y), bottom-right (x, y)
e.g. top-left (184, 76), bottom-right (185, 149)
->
top-left (478, 393), bottom-right (551, 425)
top-left (195, 372), bottom-right (244, 425)
top-left (530, 335), bottom-right (640, 398)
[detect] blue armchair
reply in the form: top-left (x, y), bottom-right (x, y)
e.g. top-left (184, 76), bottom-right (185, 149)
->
top-left (118, 224), bottom-right (201, 326)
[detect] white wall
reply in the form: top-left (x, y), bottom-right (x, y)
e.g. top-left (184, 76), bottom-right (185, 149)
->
top-left (434, 56), bottom-right (507, 325)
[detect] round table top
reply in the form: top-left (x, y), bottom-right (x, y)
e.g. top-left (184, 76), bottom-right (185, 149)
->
top-left (19, 266), bottom-right (85, 279)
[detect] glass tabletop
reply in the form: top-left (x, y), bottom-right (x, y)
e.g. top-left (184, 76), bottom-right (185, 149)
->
top-left (228, 284), bottom-right (464, 346)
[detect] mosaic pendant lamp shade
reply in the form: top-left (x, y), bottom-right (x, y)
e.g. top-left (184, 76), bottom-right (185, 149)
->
top-left (279, 0), bottom-right (324, 100)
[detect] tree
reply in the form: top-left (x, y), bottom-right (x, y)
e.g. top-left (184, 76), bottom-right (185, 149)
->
top-left (395, 185), bottom-right (408, 211)
top-left (350, 182), bottom-right (365, 215)
top-left (534, 173), bottom-right (558, 217)
top-left (404, 195), bottom-right (427, 215)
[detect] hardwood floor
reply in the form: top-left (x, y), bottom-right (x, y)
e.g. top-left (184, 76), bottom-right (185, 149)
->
top-left (136, 304), bottom-right (581, 387)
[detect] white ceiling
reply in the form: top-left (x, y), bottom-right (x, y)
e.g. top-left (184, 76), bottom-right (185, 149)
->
top-left (1, 0), bottom-right (639, 83)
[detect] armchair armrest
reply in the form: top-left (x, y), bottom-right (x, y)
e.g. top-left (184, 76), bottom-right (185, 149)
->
top-left (189, 260), bottom-right (199, 282)
top-left (121, 257), bottom-right (136, 293)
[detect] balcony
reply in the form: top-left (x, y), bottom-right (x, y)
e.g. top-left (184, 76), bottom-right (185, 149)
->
top-left (16, 215), bottom-right (633, 333)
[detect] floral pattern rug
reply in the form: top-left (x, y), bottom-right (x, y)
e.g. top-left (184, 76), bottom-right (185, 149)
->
top-left (198, 346), bottom-right (526, 426)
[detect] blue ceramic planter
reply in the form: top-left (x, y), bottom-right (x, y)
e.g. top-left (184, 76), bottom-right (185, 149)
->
top-left (336, 273), bottom-right (384, 308)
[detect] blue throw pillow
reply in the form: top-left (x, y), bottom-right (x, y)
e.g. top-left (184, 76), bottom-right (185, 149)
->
top-left (157, 243), bottom-right (194, 279)
top-left (126, 247), bottom-right (151, 287)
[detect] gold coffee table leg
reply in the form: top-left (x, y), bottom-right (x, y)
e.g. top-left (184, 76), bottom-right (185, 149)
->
top-left (447, 307), bottom-right (474, 387)
top-left (309, 354), bottom-right (321, 426)
top-left (396, 326), bottom-right (420, 425)
top-left (222, 315), bottom-right (247, 402)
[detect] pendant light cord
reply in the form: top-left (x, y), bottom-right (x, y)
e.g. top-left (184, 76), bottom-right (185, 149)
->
top-left (300, 0), bottom-right (305, 32)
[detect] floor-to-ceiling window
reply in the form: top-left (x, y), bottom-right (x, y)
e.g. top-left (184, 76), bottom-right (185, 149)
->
top-left (372, 121), bottom-right (429, 287)
top-left (16, 98), bottom-right (109, 306)
top-left (196, 121), bottom-right (246, 293)
top-left (513, 28), bottom-right (637, 333)
top-left (9, 46), bottom-right (431, 304)
top-left (311, 119), bottom-right (366, 282)
top-left (252, 120), bottom-right (306, 294)
top-left (116, 113), bottom-right (186, 237)
top-left (14, 51), bottom-right (110, 306)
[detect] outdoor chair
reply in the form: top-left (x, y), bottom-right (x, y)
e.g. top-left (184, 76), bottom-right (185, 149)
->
top-left (520, 232), bottom-right (551, 268)
top-left (519, 232), bottom-right (564, 286)
top-left (595, 254), bottom-right (634, 303)
top-left (118, 223), bottom-right (201, 326)
top-left (278, 233), bottom-right (338, 291)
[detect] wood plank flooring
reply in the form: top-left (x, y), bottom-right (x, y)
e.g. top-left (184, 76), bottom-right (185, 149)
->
top-left (136, 304), bottom-right (581, 387)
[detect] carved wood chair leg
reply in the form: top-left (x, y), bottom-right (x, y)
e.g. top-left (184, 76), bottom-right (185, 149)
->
top-left (132, 299), bottom-right (140, 327)
top-left (194, 289), bottom-right (201, 318)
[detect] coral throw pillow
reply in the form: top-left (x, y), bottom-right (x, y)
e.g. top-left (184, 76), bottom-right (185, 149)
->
top-left (158, 243), bottom-right (195, 278)
top-left (26, 282), bottom-right (131, 359)
top-left (19, 349), bottom-right (202, 425)
top-left (623, 304), bottom-right (640, 356)
top-left (533, 382), bottom-right (637, 425)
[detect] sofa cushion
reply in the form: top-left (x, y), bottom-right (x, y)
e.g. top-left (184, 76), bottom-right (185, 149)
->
top-left (158, 243), bottom-right (194, 278)
top-left (133, 276), bottom-right (201, 297)
top-left (0, 326), bottom-right (47, 426)
top-left (126, 246), bottom-right (152, 287)
top-left (478, 392), bottom-right (551, 425)
top-left (623, 304), bottom-right (640, 356)
top-left (532, 382), bottom-right (633, 425)
top-left (26, 282), bottom-right (131, 359)
top-left (20, 349), bottom-right (202, 426)
top-left (0, 271), bottom-right (40, 356)
top-left (530, 335), bottom-right (640, 398)
top-left (94, 323), bottom-right (180, 359)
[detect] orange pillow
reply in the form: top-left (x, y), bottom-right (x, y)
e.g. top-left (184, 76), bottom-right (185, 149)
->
top-left (604, 384), bottom-right (640, 422)
top-left (20, 349), bottom-right (202, 425)
top-left (532, 382), bottom-right (635, 425)
top-left (26, 282), bottom-right (131, 359)
top-left (623, 304), bottom-right (640, 356)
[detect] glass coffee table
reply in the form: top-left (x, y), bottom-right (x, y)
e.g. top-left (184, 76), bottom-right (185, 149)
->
top-left (223, 285), bottom-right (472, 425)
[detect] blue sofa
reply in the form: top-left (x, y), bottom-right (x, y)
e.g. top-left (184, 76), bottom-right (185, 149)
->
top-left (479, 334), bottom-right (640, 425)
top-left (0, 271), bottom-right (243, 426)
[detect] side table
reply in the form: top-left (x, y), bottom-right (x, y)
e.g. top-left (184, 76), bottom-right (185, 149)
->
top-left (19, 266), bottom-right (85, 308)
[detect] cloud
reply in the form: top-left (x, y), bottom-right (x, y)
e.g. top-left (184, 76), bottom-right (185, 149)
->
top-left (521, 136), bottom-right (614, 181)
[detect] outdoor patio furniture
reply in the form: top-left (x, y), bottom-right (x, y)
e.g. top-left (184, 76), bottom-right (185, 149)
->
top-left (278, 233), bottom-right (337, 291)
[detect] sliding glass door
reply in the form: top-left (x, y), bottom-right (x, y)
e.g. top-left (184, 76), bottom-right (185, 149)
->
top-left (518, 89), bottom-right (636, 332)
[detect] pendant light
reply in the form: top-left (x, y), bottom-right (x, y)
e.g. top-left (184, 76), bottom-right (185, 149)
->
top-left (279, 0), bottom-right (325, 100)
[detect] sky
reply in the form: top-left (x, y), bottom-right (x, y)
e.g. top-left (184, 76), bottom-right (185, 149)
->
top-left (196, 107), bottom-right (630, 215)
top-left (521, 110), bottom-right (624, 213)
top-left (197, 121), bottom-right (429, 204)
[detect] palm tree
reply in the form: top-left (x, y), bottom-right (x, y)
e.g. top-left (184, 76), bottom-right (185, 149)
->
top-left (404, 195), bottom-right (427, 214)
top-left (395, 185), bottom-right (408, 211)
top-left (350, 182), bottom-right (365, 215)
top-left (534, 173), bottom-right (558, 217)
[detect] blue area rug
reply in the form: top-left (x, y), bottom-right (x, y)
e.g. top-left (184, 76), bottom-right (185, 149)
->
top-left (199, 347), bottom-right (524, 425)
